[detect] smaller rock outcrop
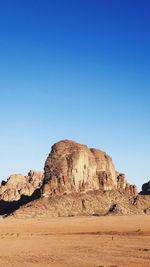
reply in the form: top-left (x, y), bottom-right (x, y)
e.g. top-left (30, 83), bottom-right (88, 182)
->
top-left (117, 174), bottom-right (127, 190)
top-left (125, 184), bottom-right (137, 196)
top-left (0, 171), bottom-right (44, 202)
top-left (139, 180), bottom-right (150, 195)
top-left (117, 174), bottom-right (137, 195)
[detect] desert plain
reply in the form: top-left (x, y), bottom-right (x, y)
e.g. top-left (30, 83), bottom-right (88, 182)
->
top-left (0, 215), bottom-right (149, 267)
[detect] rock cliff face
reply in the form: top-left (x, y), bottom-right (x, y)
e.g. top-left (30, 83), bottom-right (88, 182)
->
top-left (0, 170), bottom-right (44, 202)
top-left (43, 140), bottom-right (137, 197)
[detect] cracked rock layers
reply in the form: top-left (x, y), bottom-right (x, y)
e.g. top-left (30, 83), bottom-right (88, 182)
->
top-left (42, 140), bottom-right (137, 197)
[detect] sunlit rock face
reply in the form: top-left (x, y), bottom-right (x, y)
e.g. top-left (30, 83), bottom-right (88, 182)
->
top-left (42, 140), bottom-right (137, 197)
top-left (0, 171), bottom-right (44, 202)
top-left (117, 174), bottom-right (127, 190)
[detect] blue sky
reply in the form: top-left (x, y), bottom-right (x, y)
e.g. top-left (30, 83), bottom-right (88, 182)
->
top-left (0, 0), bottom-right (150, 190)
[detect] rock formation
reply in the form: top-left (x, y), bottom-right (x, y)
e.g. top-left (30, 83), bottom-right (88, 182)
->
top-left (139, 180), bottom-right (150, 195)
top-left (13, 190), bottom-right (137, 218)
top-left (42, 140), bottom-right (137, 197)
top-left (1, 139), bottom-right (149, 218)
top-left (0, 170), bottom-right (44, 202)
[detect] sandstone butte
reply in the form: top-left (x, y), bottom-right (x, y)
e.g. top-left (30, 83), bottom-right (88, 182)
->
top-left (0, 139), bottom-right (149, 217)
top-left (43, 140), bottom-right (137, 196)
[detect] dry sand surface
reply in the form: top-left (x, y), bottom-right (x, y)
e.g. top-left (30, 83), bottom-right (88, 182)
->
top-left (0, 215), bottom-right (149, 267)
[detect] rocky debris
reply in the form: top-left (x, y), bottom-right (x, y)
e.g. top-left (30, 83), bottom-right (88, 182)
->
top-left (139, 181), bottom-right (150, 195)
top-left (42, 140), bottom-right (137, 197)
top-left (0, 171), bottom-right (44, 202)
top-left (131, 194), bottom-right (150, 214)
top-left (13, 190), bottom-right (148, 218)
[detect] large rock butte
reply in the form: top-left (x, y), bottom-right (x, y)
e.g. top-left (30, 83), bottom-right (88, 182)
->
top-left (42, 140), bottom-right (137, 197)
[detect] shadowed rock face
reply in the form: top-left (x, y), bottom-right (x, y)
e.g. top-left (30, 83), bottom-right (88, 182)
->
top-left (0, 171), bottom-right (44, 202)
top-left (0, 189), bottom-right (41, 216)
top-left (42, 140), bottom-right (137, 197)
top-left (140, 181), bottom-right (150, 195)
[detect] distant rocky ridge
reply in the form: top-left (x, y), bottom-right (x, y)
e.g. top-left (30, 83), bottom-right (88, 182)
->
top-left (0, 140), bottom-right (149, 217)
top-left (0, 170), bottom-right (44, 202)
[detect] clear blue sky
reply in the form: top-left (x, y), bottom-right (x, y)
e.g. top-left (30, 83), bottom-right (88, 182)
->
top-left (0, 0), bottom-right (150, 190)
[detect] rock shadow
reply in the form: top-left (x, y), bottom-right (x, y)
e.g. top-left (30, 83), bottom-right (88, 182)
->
top-left (0, 189), bottom-right (41, 217)
top-left (139, 191), bottom-right (150, 195)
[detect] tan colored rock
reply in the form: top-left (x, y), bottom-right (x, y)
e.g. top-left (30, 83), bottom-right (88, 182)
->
top-left (14, 190), bottom-right (145, 218)
top-left (42, 140), bottom-right (136, 197)
top-left (0, 140), bottom-right (139, 217)
top-left (125, 184), bottom-right (137, 196)
top-left (0, 171), bottom-right (44, 202)
top-left (117, 174), bottom-right (127, 190)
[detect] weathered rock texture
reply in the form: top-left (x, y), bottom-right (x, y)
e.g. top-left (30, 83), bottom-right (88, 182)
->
top-left (43, 140), bottom-right (137, 197)
top-left (13, 191), bottom-right (150, 218)
top-left (0, 170), bottom-right (44, 202)
top-left (1, 139), bottom-right (149, 218)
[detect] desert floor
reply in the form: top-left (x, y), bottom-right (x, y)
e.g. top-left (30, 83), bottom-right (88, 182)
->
top-left (0, 215), bottom-right (149, 267)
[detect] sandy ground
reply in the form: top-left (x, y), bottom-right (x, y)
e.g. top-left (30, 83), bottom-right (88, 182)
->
top-left (0, 215), bottom-right (149, 267)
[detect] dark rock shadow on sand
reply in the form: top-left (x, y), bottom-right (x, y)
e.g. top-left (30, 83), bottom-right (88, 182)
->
top-left (0, 189), bottom-right (41, 217)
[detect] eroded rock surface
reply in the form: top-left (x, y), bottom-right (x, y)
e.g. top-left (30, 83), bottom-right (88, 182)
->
top-left (43, 140), bottom-right (137, 197)
top-left (0, 140), bottom-right (144, 217)
top-left (14, 190), bottom-right (149, 218)
top-left (0, 171), bottom-right (44, 202)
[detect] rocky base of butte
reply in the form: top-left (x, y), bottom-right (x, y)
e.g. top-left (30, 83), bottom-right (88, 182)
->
top-left (0, 140), bottom-right (149, 217)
